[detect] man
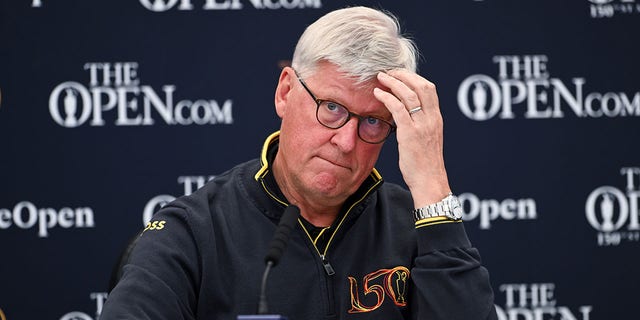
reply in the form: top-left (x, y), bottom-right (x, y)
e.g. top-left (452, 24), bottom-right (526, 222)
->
top-left (102, 6), bottom-right (497, 320)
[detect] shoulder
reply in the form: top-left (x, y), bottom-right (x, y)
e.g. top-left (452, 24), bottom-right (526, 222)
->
top-left (369, 181), bottom-right (414, 229)
top-left (377, 181), bottom-right (413, 207)
top-left (170, 159), bottom-right (259, 207)
top-left (153, 159), bottom-right (260, 223)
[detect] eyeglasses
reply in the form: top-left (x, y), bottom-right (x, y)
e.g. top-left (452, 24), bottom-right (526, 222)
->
top-left (295, 73), bottom-right (396, 144)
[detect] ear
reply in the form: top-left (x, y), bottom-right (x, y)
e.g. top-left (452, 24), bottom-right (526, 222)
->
top-left (274, 67), bottom-right (295, 118)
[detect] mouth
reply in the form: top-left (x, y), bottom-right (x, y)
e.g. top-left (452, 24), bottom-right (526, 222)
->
top-left (316, 156), bottom-right (351, 171)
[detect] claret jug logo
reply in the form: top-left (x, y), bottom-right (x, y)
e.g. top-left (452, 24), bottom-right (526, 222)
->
top-left (139, 0), bottom-right (322, 11)
top-left (348, 267), bottom-right (410, 313)
top-left (457, 55), bottom-right (640, 121)
top-left (586, 167), bottom-right (640, 246)
top-left (495, 283), bottom-right (592, 320)
top-left (49, 62), bottom-right (233, 128)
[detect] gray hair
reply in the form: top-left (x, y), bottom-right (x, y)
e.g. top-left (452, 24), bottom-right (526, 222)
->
top-left (291, 6), bottom-right (419, 84)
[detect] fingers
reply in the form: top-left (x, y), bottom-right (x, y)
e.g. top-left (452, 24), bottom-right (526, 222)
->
top-left (374, 69), bottom-right (442, 128)
top-left (373, 87), bottom-right (414, 128)
top-left (377, 71), bottom-right (422, 113)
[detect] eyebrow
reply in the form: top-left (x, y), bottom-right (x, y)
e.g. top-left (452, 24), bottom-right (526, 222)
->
top-left (324, 98), bottom-right (392, 122)
top-left (304, 78), bottom-right (393, 122)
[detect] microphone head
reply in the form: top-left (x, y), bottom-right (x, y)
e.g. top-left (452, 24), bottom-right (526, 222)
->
top-left (264, 205), bottom-right (300, 266)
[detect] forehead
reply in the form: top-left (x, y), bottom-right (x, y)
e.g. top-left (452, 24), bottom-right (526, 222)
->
top-left (305, 65), bottom-right (390, 117)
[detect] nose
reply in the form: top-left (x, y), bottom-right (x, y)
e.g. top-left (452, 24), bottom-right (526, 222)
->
top-left (330, 117), bottom-right (359, 152)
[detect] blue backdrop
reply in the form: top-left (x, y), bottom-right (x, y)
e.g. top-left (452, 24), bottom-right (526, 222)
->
top-left (1, 1), bottom-right (639, 319)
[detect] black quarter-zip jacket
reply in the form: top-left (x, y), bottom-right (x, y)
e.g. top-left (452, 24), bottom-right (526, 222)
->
top-left (101, 132), bottom-right (498, 320)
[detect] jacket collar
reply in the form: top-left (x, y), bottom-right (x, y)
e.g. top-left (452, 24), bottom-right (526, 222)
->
top-left (252, 131), bottom-right (384, 219)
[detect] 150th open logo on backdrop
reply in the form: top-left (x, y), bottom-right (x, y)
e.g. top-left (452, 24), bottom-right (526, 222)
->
top-left (586, 167), bottom-right (640, 246)
top-left (588, 0), bottom-right (640, 18)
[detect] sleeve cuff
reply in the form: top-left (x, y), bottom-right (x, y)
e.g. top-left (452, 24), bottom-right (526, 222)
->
top-left (416, 221), bottom-right (472, 255)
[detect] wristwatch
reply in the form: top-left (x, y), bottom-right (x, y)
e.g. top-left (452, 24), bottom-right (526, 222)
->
top-left (413, 192), bottom-right (463, 222)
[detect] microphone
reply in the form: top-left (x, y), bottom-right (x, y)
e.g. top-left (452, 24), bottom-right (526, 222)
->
top-left (264, 205), bottom-right (300, 267)
top-left (238, 205), bottom-right (300, 320)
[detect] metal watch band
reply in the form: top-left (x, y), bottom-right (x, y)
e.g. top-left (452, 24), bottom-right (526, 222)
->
top-left (413, 192), bottom-right (463, 222)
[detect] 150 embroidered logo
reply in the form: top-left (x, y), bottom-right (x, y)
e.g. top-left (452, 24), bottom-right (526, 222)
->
top-left (348, 266), bottom-right (410, 313)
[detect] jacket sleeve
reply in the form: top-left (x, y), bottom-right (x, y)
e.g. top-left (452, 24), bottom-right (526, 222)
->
top-left (100, 205), bottom-right (200, 320)
top-left (410, 221), bottom-right (498, 320)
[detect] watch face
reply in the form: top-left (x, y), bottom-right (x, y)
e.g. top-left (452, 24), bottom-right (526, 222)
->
top-left (452, 205), bottom-right (463, 219)
top-left (450, 195), bottom-right (463, 220)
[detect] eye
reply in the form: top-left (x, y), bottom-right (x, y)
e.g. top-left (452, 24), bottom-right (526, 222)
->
top-left (325, 102), bottom-right (341, 112)
top-left (365, 117), bottom-right (380, 126)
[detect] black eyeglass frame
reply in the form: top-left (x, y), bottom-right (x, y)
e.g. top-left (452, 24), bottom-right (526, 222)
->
top-left (295, 72), bottom-right (396, 144)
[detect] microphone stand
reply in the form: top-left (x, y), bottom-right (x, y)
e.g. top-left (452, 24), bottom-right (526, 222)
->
top-left (257, 260), bottom-right (275, 315)
top-left (237, 205), bottom-right (299, 320)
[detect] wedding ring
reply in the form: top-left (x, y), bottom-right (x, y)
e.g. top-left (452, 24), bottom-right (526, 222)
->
top-left (409, 106), bottom-right (422, 114)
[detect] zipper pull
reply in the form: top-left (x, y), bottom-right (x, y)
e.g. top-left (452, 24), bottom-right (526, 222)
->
top-left (321, 255), bottom-right (335, 276)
